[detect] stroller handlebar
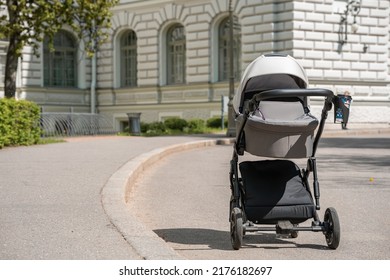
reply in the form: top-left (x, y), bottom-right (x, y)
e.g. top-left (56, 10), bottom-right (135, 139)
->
top-left (248, 88), bottom-right (334, 113)
top-left (250, 88), bottom-right (334, 102)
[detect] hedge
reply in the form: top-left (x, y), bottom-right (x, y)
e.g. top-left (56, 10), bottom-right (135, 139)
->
top-left (139, 117), bottom-right (208, 136)
top-left (164, 117), bottom-right (188, 131)
top-left (206, 116), bottom-right (227, 129)
top-left (0, 98), bottom-right (41, 148)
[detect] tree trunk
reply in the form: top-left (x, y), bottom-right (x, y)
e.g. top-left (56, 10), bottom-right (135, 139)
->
top-left (4, 0), bottom-right (20, 99)
top-left (4, 34), bottom-right (19, 98)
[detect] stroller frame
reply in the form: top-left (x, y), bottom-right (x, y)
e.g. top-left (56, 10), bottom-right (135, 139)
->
top-left (229, 88), bottom-right (340, 250)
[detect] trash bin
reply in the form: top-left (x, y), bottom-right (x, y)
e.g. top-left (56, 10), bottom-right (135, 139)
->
top-left (334, 94), bottom-right (352, 127)
top-left (127, 113), bottom-right (142, 135)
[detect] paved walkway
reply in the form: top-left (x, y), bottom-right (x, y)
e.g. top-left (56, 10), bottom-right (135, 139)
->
top-left (131, 134), bottom-right (390, 260)
top-left (0, 135), bottom-right (218, 259)
top-left (0, 122), bottom-right (389, 259)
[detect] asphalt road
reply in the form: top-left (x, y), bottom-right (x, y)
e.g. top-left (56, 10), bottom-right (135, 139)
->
top-left (129, 134), bottom-right (390, 260)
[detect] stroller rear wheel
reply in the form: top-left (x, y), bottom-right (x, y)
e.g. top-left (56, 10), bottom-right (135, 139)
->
top-left (230, 207), bottom-right (243, 250)
top-left (324, 207), bottom-right (340, 249)
top-left (291, 225), bottom-right (299, 238)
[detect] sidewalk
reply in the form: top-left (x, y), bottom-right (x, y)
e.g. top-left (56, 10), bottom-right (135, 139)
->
top-left (1, 123), bottom-right (389, 260)
top-left (0, 135), bottom-right (219, 259)
top-left (102, 122), bottom-right (390, 260)
top-left (129, 130), bottom-right (390, 260)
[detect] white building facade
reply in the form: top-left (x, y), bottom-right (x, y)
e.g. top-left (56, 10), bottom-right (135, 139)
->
top-left (1, 0), bottom-right (389, 130)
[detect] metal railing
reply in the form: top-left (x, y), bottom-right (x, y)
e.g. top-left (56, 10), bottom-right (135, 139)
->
top-left (40, 113), bottom-right (118, 137)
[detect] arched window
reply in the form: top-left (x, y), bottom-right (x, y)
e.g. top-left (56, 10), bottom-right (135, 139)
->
top-left (43, 30), bottom-right (77, 87)
top-left (218, 16), bottom-right (241, 81)
top-left (167, 24), bottom-right (186, 84)
top-left (120, 30), bottom-right (137, 87)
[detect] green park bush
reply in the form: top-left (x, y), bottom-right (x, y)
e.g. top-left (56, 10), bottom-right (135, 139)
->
top-left (138, 117), bottom-right (220, 137)
top-left (0, 98), bottom-right (41, 148)
top-left (206, 116), bottom-right (227, 129)
top-left (141, 121), bottom-right (168, 136)
top-left (163, 117), bottom-right (188, 131)
top-left (185, 118), bottom-right (205, 134)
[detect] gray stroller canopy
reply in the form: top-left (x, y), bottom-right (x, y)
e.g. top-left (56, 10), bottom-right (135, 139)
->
top-left (233, 54), bottom-right (309, 114)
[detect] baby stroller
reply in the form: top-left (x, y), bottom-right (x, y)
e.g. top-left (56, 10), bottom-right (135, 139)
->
top-left (229, 54), bottom-right (340, 250)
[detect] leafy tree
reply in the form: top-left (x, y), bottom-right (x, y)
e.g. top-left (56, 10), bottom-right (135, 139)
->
top-left (0, 0), bottom-right (118, 98)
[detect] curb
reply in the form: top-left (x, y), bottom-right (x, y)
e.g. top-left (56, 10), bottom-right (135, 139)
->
top-left (101, 138), bottom-right (234, 260)
top-left (322, 128), bottom-right (390, 137)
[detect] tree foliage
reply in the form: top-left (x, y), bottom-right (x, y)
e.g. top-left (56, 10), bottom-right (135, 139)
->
top-left (71, 0), bottom-right (118, 57)
top-left (0, 0), bottom-right (118, 98)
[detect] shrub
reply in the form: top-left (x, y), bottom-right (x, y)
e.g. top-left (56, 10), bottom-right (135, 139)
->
top-left (206, 116), bottom-right (227, 129)
top-left (163, 117), bottom-right (188, 131)
top-left (0, 98), bottom-right (41, 148)
top-left (139, 117), bottom-right (227, 136)
top-left (143, 121), bottom-right (168, 136)
top-left (0, 100), bottom-right (12, 148)
top-left (185, 119), bottom-right (205, 134)
top-left (140, 122), bottom-right (149, 133)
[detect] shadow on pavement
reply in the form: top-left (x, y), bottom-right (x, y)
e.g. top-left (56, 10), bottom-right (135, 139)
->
top-left (154, 228), bottom-right (328, 251)
top-left (318, 154), bottom-right (390, 169)
top-left (154, 228), bottom-right (231, 250)
top-left (318, 137), bottom-right (390, 149)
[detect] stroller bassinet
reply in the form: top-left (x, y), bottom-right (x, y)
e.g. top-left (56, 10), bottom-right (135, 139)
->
top-left (229, 54), bottom-right (340, 250)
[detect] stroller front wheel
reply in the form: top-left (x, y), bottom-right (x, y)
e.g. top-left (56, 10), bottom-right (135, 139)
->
top-left (230, 207), bottom-right (243, 250)
top-left (324, 207), bottom-right (340, 249)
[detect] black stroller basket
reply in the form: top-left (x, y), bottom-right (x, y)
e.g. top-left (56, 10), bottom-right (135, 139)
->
top-left (229, 87), bottom-right (341, 250)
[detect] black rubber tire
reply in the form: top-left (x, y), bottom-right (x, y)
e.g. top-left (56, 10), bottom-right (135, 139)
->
top-left (324, 207), bottom-right (341, 249)
top-left (230, 207), bottom-right (243, 250)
